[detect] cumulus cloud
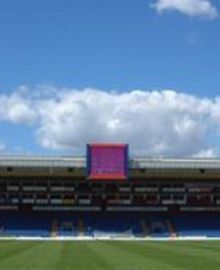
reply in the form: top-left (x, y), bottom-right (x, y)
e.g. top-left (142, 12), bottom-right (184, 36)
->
top-left (152, 0), bottom-right (218, 18)
top-left (0, 90), bottom-right (37, 124)
top-left (0, 86), bottom-right (220, 157)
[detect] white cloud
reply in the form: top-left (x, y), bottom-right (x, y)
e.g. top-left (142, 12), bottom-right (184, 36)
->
top-left (0, 92), bottom-right (37, 124)
top-left (1, 86), bottom-right (220, 157)
top-left (153, 0), bottom-right (218, 18)
top-left (192, 148), bottom-right (216, 157)
top-left (0, 142), bottom-right (6, 153)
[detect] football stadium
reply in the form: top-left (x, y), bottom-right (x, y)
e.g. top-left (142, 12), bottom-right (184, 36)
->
top-left (1, 143), bottom-right (220, 269)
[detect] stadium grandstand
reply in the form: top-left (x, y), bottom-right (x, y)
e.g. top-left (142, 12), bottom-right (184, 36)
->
top-left (1, 143), bottom-right (220, 239)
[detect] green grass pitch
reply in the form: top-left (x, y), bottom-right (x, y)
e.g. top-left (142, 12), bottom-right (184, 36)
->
top-left (0, 240), bottom-right (220, 270)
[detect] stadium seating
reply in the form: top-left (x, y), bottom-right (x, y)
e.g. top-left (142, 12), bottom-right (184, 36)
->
top-left (1, 211), bottom-right (220, 238)
top-left (171, 213), bottom-right (220, 237)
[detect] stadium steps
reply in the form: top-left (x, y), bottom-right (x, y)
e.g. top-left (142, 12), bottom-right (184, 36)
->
top-left (78, 219), bottom-right (84, 236)
top-left (51, 219), bottom-right (59, 237)
top-left (166, 220), bottom-right (177, 238)
top-left (140, 219), bottom-right (149, 236)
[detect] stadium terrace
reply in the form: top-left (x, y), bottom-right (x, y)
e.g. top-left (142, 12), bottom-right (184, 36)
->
top-left (1, 143), bottom-right (220, 239)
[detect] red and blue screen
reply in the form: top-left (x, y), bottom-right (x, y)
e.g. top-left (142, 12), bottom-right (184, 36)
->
top-left (87, 144), bottom-right (128, 180)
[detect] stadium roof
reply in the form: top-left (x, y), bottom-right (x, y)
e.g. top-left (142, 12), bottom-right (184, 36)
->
top-left (0, 155), bottom-right (220, 170)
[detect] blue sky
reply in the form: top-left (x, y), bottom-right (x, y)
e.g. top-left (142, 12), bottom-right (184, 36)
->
top-left (0, 0), bottom-right (220, 156)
